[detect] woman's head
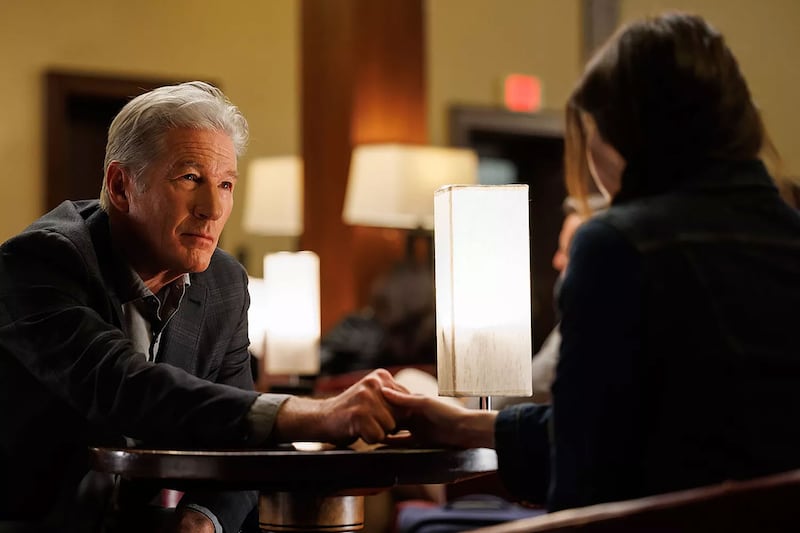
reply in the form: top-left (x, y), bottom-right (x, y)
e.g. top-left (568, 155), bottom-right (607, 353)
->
top-left (565, 12), bottom-right (766, 208)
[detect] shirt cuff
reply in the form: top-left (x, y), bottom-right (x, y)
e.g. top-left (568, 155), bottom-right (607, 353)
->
top-left (183, 503), bottom-right (223, 533)
top-left (245, 393), bottom-right (291, 446)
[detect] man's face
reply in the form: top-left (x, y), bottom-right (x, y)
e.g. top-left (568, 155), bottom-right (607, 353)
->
top-left (125, 128), bottom-right (237, 278)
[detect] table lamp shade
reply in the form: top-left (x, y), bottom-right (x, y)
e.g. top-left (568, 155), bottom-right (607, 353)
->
top-left (242, 156), bottom-right (303, 236)
top-left (434, 185), bottom-right (533, 396)
top-left (261, 251), bottom-right (321, 375)
top-left (343, 144), bottom-right (478, 230)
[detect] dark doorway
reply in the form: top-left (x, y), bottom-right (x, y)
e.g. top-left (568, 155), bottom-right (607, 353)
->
top-left (44, 71), bottom-right (182, 211)
top-left (449, 105), bottom-right (566, 352)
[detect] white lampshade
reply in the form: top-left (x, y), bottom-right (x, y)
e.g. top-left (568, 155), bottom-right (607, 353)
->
top-left (434, 184), bottom-right (533, 397)
top-left (262, 251), bottom-right (321, 375)
top-left (242, 156), bottom-right (303, 236)
top-left (343, 144), bottom-right (478, 230)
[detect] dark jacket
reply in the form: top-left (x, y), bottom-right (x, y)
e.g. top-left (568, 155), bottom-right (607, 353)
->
top-left (0, 201), bottom-right (260, 530)
top-left (495, 160), bottom-right (800, 511)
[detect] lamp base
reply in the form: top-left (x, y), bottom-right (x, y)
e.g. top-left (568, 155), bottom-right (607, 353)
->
top-left (259, 492), bottom-right (364, 532)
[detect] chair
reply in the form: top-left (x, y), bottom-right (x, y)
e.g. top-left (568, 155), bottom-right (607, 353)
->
top-left (466, 468), bottom-right (800, 532)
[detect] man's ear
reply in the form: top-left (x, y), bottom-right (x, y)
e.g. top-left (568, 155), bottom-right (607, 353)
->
top-left (105, 161), bottom-right (132, 212)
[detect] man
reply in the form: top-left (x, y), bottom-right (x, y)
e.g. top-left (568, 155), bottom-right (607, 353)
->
top-left (0, 82), bottom-right (404, 532)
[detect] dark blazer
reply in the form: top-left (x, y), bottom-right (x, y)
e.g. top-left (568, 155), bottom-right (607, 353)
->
top-left (0, 200), bottom-right (260, 530)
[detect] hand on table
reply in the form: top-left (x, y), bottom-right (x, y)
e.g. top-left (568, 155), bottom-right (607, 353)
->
top-left (381, 387), bottom-right (497, 449)
top-left (273, 369), bottom-right (410, 445)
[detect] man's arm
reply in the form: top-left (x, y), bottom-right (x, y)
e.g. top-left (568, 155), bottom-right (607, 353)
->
top-left (0, 229), bottom-right (259, 447)
top-left (272, 369), bottom-right (405, 444)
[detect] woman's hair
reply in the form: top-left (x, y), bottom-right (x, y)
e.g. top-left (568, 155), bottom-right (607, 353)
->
top-left (565, 12), bottom-right (769, 209)
top-left (100, 81), bottom-right (248, 210)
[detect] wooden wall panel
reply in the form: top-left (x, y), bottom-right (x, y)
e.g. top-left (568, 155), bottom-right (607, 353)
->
top-left (301, 0), bottom-right (427, 332)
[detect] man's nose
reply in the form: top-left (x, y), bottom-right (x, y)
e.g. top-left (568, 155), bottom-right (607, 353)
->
top-left (194, 187), bottom-right (224, 220)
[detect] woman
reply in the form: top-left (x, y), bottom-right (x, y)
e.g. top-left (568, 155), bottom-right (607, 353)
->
top-left (383, 12), bottom-right (800, 511)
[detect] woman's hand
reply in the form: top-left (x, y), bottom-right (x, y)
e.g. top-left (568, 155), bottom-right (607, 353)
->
top-left (381, 387), bottom-right (497, 449)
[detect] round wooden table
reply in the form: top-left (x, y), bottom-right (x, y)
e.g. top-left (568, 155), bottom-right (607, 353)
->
top-left (90, 446), bottom-right (497, 532)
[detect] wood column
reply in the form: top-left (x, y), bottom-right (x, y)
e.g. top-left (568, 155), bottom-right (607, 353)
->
top-left (301, 0), bottom-right (427, 332)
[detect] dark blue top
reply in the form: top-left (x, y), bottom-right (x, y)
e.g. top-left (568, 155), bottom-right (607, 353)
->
top-left (495, 159), bottom-right (800, 511)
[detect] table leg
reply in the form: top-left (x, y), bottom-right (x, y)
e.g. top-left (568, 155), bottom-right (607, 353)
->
top-left (259, 492), bottom-right (365, 532)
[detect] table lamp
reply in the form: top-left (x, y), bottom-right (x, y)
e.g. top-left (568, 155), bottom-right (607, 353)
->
top-left (261, 251), bottom-right (321, 376)
top-left (434, 184), bottom-right (533, 409)
top-left (242, 156), bottom-right (303, 239)
top-left (242, 156), bottom-right (321, 389)
top-left (343, 144), bottom-right (478, 258)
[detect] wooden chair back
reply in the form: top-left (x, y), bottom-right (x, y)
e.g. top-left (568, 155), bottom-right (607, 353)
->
top-left (467, 469), bottom-right (800, 532)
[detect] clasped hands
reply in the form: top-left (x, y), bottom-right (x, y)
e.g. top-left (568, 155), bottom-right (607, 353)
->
top-left (274, 368), bottom-right (491, 450)
top-left (170, 369), bottom-right (494, 533)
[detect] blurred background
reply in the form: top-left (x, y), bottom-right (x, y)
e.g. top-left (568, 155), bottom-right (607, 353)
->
top-left (2, 0), bottom-right (798, 353)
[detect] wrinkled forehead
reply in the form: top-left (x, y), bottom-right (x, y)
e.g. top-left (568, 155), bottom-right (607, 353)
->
top-left (154, 127), bottom-right (237, 163)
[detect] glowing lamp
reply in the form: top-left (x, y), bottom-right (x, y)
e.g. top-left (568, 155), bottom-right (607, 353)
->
top-left (344, 144), bottom-right (478, 231)
top-left (434, 184), bottom-right (533, 401)
top-left (242, 156), bottom-right (303, 237)
top-left (261, 251), bottom-right (321, 376)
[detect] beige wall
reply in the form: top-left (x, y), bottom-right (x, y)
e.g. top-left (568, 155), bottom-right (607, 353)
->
top-left (1, 0), bottom-right (798, 254)
top-left (619, 0), bottom-right (800, 176)
top-left (0, 0), bottom-right (300, 257)
top-left (426, 0), bottom-right (582, 145)
top-left (428, 0), bottom-right (800, 179)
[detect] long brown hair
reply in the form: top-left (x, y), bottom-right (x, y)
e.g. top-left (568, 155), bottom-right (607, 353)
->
top-left (565, 13), bottom-right (770, 210)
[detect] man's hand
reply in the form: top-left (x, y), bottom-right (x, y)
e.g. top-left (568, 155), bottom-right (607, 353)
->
top-left (273, 369), bottom-right (409, 444)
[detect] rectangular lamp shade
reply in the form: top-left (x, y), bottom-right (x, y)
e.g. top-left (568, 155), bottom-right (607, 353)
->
top-left (434, 184), bottom-right (533, 396)
top-left (259, 251), bottom-right (320, 375)
top-left (242, 156), bottom-right (303, 236)
top-left (343, 144), bottom-right (478, 230)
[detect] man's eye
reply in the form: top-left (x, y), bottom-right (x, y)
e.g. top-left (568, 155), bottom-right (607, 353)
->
top-left (182, 174), bottom-right (200, 182)
top-left (221, 181), bottom-right (234, 191)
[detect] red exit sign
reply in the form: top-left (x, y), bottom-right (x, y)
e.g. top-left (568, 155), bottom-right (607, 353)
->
top-left (504, 74), bottom-right (541, 112)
